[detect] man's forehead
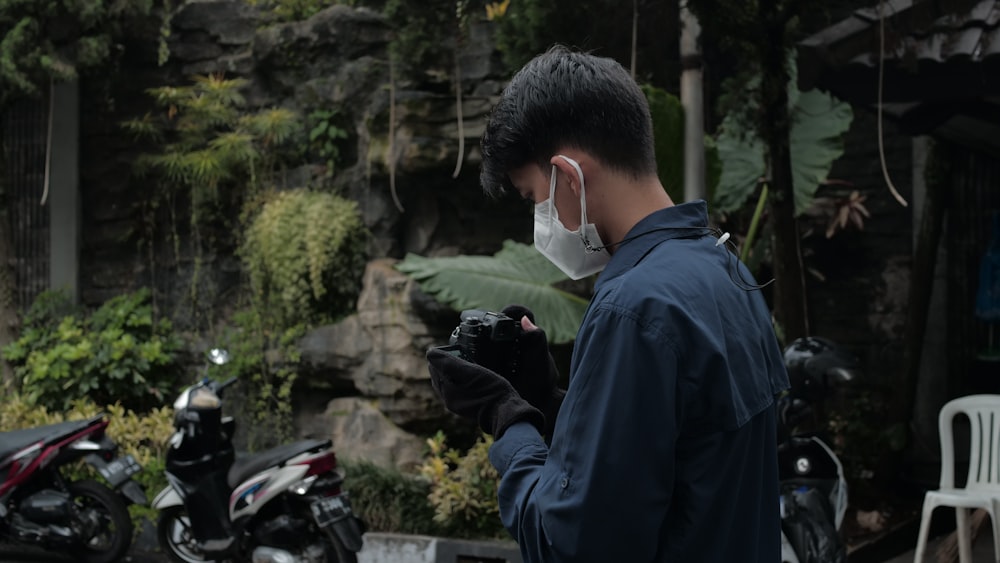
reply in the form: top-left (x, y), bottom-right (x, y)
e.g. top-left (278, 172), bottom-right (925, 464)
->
top-left (507, 162), bottom-right (548, 182)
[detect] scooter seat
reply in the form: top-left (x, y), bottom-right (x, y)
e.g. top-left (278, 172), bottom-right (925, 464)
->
top-left (0, 416), bottom-right (102, 463)
top-left (227, 439), bottom-right (331, 488)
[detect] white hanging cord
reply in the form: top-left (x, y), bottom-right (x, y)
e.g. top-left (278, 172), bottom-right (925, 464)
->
top-left (40, 78), bottom-right (54, 206)
top-left (452, 53), bottom-right (465, 179)
top-left (877, 0), bottom-right (909, 207)
top-left (388, 56), bottom-right (404, 213)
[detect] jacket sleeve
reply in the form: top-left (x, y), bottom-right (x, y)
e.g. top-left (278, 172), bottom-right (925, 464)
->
top-left (489, 306), bottom-right (682, 563)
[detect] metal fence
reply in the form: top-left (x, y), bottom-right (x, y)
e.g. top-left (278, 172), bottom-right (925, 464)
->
top-left (3, 96), bottom-right (50, 314)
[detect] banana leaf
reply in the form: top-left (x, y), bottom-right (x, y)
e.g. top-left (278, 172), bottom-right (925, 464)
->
top-left (395, 240), bottom-right (589, 344)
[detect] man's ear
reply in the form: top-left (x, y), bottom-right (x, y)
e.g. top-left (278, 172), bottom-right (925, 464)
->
top-left (550, 155), bottom-right (582, 197)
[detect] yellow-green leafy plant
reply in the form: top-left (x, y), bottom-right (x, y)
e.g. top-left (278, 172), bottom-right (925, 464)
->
top-left (0, 392), bottom-right (175, 532)
top-left (419, 431), bottom-right (505, 539)
top-left (0, 393), bottom-right (174, 475)
top-left (241, 189), bottom-right (369, 327)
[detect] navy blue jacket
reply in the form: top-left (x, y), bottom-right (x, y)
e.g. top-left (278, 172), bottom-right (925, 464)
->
top-left (489, 201), bottom-right (790, 562)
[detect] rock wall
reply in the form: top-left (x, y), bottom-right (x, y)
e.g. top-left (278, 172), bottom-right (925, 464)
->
top-left (80, 1), bottom-right (532, 312)
top-left (77, 1), bottom-right (525, 465)
top-left (297, 259), bottom-right (453, 431)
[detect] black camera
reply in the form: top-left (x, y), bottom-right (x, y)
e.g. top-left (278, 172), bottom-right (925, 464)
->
top-left (439, 309), bottom-right (521, 376)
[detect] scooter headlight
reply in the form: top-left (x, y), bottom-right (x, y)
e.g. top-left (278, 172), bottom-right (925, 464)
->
top-left (794, 457), bottom-right (812, 475)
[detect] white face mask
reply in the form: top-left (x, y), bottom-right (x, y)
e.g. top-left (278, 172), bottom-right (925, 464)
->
top-left (533, 155), bottom-right (611, 280)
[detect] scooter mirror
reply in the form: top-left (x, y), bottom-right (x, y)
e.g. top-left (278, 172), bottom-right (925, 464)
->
top-left (208, 348), bottom-right (230, 366)
top-left (824, 366), bottom-right (857, 386)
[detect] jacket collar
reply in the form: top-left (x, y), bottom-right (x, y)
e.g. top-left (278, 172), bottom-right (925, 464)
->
top-left (595, 200), bottom-right (711, 286)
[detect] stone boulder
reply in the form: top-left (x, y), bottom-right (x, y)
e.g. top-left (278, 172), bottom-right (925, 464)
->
top-left (303, 397), bottom-right (427, 472)
top-left (299, 258), bottom-right (453, 431)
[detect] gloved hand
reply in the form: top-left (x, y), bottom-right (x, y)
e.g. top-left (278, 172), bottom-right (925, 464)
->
top-left (426, 348), bottom-right (544, 439)
top-left (501, 305), bottom-right (566, 438)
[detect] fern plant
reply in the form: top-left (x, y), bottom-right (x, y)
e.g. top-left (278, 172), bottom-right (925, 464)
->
top-left (241, 189), bottom-right (370, 328)
top-left (124, 75), bottom-right (301, 203)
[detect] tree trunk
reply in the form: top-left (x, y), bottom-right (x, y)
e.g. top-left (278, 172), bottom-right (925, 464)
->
top-left (0, 130), bottom-right (18, 388)
top-left (759, 11), bottom-right (808, 343)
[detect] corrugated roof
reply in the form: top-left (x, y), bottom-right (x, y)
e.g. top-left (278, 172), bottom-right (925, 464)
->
top-left (896, 0), bottom-right (1000, 62)
top-left (800, 0), bottom-right (1000, 97)
top-left (799, 0), bottom-right (1000, 153)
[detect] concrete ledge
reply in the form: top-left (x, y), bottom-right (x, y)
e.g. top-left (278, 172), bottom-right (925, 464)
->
top-left (357, 532), bottom-right (522, 563)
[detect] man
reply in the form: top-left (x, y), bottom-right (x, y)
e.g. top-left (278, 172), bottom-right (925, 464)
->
top-left (426, 46), bottom-right (790, 562)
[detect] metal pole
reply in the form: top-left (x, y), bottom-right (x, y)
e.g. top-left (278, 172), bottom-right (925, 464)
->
top-left (679, 0), bottom-right (705, 202)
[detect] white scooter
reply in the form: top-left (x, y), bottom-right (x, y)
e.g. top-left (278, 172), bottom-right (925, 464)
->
top-left (152, 349), bottom-right (364, 563)
top-left (778, 337), bottom-right (857, 563)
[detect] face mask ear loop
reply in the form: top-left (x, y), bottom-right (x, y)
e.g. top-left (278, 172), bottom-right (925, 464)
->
top-left (556, 155), bottom-right (597, 253)
top-left (547, 164), bottom-right (558, 229)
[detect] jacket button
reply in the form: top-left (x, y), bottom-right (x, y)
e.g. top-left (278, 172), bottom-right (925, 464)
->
top-left (560, 477), bottom-right (569, 489)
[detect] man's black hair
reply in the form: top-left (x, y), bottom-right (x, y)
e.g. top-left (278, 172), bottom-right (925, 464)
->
top-left (479, 45), bottom-right (658, 197)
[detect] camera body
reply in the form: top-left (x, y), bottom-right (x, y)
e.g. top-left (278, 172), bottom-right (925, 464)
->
top-left (442, 309), bottom-right (521, 376)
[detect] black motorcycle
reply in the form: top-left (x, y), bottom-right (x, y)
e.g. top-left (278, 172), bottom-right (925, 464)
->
top-left (778, 337), bottom-right (860, 563)
top-left (0, 413), bottom-right (147, 562)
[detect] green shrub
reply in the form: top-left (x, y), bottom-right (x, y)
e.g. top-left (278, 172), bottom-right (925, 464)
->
top-left (340, 458), bottom-right (445, 536)
top-left (241, 189), bottom-right (369, 327)
top-left (2, 289), bottom-right (182, 412)
top-left (341, 433), bottom-right (509, 540)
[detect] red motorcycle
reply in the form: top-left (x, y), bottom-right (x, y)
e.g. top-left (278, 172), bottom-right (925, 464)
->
top-left (0, 413), bottom-right (147, 562)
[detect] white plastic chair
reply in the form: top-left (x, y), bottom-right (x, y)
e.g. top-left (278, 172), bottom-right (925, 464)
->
top-left (914, 394), bottom-right (1000, 563)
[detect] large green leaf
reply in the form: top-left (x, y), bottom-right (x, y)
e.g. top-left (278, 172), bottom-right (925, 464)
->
top-left (395, 241), bottom-right (589, 344)
top-left (713, 84), bottom-right (853, 215)
top-left (714, 120), bottom-right (766, 213)
top-left (788, 89), bottom-right (854, 212)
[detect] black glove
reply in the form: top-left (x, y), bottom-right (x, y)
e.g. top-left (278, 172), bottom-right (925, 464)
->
top-left (426, 348), bottom-right (544, 439)
top-left (501, 305), bottom-right (566, 438)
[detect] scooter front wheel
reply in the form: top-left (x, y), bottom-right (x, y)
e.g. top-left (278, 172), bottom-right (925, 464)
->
top-left (323, 534), bottom-right (359, 563)
top-left (157, 507), bottom-right (214, 563)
